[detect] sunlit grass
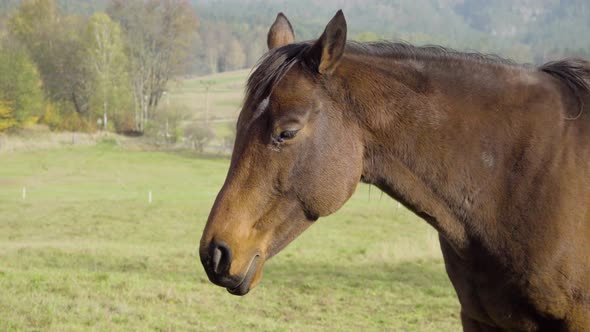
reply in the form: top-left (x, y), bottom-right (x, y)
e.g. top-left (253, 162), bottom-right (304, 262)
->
top-left (168, 70), bottom-right (248, 121)
top-left (0, 143), bottom-right (460, 331)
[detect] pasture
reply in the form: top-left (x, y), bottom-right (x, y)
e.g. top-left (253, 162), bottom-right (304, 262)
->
top-left (0, 141), bottom-right (460, 331)
top-left (169, 70), bottom-right (249, 121)
top-left (1, 70), bottom-right (460, 331)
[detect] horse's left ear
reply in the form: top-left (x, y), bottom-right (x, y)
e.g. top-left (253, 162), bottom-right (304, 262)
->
top-left (267, 13), bottom-right (295, 50)
top-left (305, 10), bottom-right (347, 75)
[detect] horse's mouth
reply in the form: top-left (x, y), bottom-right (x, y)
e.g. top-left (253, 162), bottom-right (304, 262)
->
top-left (227, 255), bottom-right (261, 296)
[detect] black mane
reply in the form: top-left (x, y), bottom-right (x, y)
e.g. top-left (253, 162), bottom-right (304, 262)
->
top-left (344, 41), bottom-right (520, 67)
top-left (247, 40), bottom-right (590, 106)
top-left (540, 59), bottom-right (590, 98)
top-left (246, 43), bottom-right (311, 106)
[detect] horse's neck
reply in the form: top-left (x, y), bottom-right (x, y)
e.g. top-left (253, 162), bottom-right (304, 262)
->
top-left (336, 55), bottom-right (549, 253)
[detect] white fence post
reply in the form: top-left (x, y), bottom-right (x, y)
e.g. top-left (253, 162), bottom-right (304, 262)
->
top-left (22, 187), bottom-right (26, 201)
top-left (148, 190), bottom-right (152, 204)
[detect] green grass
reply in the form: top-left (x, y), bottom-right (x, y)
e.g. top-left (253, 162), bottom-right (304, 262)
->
top-left (212, 122), bottom-right (235, 140)
top-left (0, 142), bottom-right (461, 331)
top-left (168, 70), bottom-right (249, 122)
top-left (167, 70), bottom-right (246, 150)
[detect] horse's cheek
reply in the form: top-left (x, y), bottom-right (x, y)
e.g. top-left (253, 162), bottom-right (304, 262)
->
top-left (304, 137), bottom-right (362, 217)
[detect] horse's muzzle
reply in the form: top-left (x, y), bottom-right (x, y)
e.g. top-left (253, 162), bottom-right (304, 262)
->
top-left (200, 240), bottom-right (261, 295)
top-left (226, 255), bottom-right (260, 296)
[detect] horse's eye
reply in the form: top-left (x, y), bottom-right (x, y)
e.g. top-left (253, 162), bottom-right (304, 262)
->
top-left (279, 129), bottom-right (299, 140)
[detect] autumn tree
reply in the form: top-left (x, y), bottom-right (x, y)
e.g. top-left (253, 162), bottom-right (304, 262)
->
top-left (84, 13), bottom-right (132, 131)
top-left (107, 0), bottom-right (198, 132)
top-left (0, 37), bottom-right (44, 131)
top-left (223, 38), bottom-right (246, 71)
top-left (184, 123), bottom-right (215, 152)
top-left (9, 0), bottom-right (93, 126)
top-left (0, 102), bottom-right (17, 131)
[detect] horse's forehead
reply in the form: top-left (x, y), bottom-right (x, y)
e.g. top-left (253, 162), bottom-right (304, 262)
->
top-left (276, 67), bottom-right (313, 91)
top-left (241, 67), bottom-right (315, 130)
top-left (270, 70), bottom-right (316, 107)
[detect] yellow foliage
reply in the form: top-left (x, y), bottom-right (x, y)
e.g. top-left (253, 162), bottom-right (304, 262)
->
top-left (61, 112), bottom-right (85, 131)
top-left (23, 116), bottom-right (40, 127)
top-left (40, 103), bottom-right (61, 130)
top-left (0, 101), bottom-right (17, 131)
top-left (40, 103), bottom-right (96, 132)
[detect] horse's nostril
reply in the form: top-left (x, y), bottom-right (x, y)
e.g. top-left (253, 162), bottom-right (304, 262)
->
top-left (211, 247), bottom-right (222, 273)
top-left (209, 241), bottom-right (232, 275)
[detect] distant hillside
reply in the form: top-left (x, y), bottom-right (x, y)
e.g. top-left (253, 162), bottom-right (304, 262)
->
top-left (191, 0), bottom-right (590, 66)
top-left (1, 0), bottom-right (588, 74)
top-left (0, 0), bottom-right (106, 14)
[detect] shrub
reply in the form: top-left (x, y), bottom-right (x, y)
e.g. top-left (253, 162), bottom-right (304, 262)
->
top-left (0, 101), bottom-right (17, 131)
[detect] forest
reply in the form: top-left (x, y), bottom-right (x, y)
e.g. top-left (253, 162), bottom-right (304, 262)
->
top-left (0, 0), bottom-right (589, 134)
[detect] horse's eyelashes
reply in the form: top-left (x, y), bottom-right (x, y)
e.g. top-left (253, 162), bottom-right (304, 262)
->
top-left (270, 129), bottom-right (300, 147)
top-left (279, 129), bottom-right (299, 140)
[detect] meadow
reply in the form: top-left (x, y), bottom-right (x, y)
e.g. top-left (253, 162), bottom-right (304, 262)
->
top-left (0, 69), bottom-right (460, 331)
top-left (169, 70), bottom-right (249, 121)
top-left (164, 70), bottom-right (249, 152)
top-left (0, 140), bottom-right (461, 331)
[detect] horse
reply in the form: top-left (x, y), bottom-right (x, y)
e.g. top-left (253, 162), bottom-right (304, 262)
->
top-left (200, 10), bottom-right (590, 331)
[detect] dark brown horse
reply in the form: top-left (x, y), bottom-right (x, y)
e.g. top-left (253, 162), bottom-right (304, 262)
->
top-left (200, 10), bottom-right (590, 331)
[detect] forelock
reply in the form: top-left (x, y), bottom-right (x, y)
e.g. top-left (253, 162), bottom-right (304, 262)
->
top-left (245, 42), bottom-right (312, 106)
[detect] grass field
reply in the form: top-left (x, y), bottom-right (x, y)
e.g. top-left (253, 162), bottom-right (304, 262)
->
top-left (164, 70), bottom-right (248, 152)
top-left (169, 70), bottom-right (250, 122)
top-left (0, 141), bottom-right (461, 331)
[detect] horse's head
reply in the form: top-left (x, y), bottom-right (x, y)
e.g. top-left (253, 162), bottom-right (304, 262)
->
top-left (200, 10), bottom-right (364, 295)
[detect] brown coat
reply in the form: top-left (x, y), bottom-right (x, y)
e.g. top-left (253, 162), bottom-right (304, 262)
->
top-left (200, 10), bottom-right (590, 331)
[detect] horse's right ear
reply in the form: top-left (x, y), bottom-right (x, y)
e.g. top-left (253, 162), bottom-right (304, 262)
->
top-left (304, 10), bottom-right (347, 75)
top-left (267, 13), bottom-right (295, 50)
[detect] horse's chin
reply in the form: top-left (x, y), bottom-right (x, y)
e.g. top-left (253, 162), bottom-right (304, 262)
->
top-left (227, 255), bottom-right (262, 296)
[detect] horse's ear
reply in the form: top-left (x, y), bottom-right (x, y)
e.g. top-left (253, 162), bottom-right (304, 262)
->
top-left (267, 13), bottom-right (295, 50)
top-left (304, 10), bottom-right (347, 75)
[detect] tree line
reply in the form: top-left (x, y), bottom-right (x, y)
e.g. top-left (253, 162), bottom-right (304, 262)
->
top-left (1, 0), bottom-right (589, 134)
top-left (0, 0), bottom-right (198, 134)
